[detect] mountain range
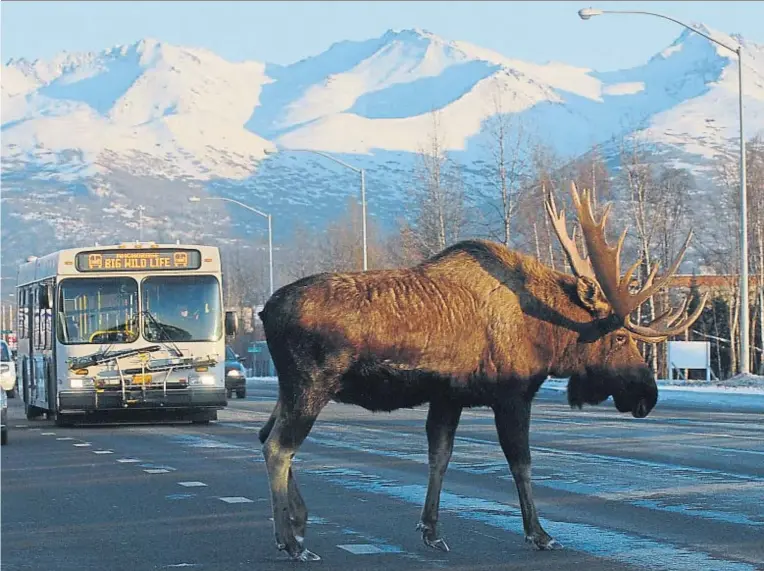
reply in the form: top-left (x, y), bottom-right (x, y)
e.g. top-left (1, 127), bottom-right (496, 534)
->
top-left (2, 25), bottom-right (763, 277)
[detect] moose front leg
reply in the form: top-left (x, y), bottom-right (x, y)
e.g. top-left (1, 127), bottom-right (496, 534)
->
top-left (493, 399), bottom-right (561, 550)
top-left (417, 399), bottom-right (462, 552)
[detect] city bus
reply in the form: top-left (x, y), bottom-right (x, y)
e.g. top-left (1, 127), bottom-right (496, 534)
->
top-left (16, 242), bottom-right (238, 426)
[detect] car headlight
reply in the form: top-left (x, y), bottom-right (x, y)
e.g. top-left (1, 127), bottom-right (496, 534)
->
top-left (227, 369), bottom-right (242, 377)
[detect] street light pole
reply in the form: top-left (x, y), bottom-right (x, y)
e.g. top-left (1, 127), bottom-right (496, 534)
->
top-left (578, 7), bottom-right (750, 374)
top-left (188, 196), bottom-right (274, 296)
top-left (265, 148), bottom-right (368, 271)
top-left (138, 205), bottom-right (146, 242)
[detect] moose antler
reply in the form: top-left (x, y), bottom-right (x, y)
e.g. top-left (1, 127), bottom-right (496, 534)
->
top-left (544, 192), bottom-right (596, 281)
top-left (544, 182), bottom-right (708, 341)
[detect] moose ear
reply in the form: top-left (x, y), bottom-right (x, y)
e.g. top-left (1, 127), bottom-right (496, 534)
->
top-left (576, 276), bottom-right (611, 317)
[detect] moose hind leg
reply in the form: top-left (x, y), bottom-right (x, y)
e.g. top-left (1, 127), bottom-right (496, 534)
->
top-left (260, 403), bottom-right (308, 541)
top-left (417, 399), bottom-right (462, 552)
top-left (288, 469), bottom-right (308, 541)
top-left (263, 399), bottom-right (323, 561)
top-left (493, 399), bottom-right (561, 550)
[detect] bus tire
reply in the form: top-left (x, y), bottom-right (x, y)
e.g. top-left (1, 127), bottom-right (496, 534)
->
top-left (25, 404), bottom-right (44, 420)
top-left (1, 428), bottom-right (7, 445)
top-left (236, 388), bottom-right (246, 399)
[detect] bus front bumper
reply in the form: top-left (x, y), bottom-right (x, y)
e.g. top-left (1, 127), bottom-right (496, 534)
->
top-left (58, 387), bottom-right (227, 413)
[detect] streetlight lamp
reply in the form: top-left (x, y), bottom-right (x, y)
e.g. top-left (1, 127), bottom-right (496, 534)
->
top-left (578, 7), bottom-right (750, 374)
top-left (187, 196), bottom-right (274, 296)
top-left (264, 147), bottom-right (368, 271)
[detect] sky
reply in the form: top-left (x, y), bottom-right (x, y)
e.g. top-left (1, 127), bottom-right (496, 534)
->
top-left (1, 1), bottom-right (762, 72)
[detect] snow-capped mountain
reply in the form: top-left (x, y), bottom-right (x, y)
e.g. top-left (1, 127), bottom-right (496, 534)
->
top-left (2, 27), bottom-right (763, 274)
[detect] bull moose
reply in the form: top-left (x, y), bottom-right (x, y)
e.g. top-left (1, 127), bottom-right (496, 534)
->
top-left (257, 182), bottom-right (706, 561)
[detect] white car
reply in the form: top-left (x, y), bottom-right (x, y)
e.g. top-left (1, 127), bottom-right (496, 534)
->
top-left (1, 340), bottom-right (17, 397)
top-left (1, 389), bottom-right (7, 445)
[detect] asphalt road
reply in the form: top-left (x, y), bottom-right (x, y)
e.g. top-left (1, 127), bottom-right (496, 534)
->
top-left (2, 382), bottom-right (763, 571)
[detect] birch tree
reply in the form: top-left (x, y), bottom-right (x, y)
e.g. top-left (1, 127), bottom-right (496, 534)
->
top-left (407, 110), bottom-right (466, 258)
top-left (477, 81), bottom-right (531, 247)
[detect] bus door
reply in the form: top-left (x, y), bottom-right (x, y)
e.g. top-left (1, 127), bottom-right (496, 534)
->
top-left (29, 283), bottom-right (54, 412)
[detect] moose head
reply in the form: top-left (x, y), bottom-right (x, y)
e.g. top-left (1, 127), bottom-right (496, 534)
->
top-left (545, 182), bottom-right (707, 418)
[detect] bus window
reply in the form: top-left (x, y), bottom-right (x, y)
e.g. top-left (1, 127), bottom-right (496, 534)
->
top-left (141, 275), bottom-right (221, 342)
top-left (58, 278), bottom-right (139, 344)
top-left (18, 289), bottom-right (28, 339)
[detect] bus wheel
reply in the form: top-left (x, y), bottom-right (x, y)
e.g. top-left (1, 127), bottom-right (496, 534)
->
top-left (236, 388), bottom-right (246, 399)
top-left (25, 404), bottom-right (44, 420)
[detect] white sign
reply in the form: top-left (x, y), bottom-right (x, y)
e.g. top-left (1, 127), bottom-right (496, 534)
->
top-left (667, 341), bottom-right (711, 381)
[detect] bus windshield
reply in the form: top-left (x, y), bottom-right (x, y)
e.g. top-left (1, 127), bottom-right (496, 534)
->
top-left (141, 275), bottom-right (222, 342)
top-left (58, 277), bottom-right (139, 344)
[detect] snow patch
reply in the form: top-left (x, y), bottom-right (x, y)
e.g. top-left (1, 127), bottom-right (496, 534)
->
top-left (603, 82), bottom-right (645, 96)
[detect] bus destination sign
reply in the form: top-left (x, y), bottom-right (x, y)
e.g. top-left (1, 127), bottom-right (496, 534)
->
top-left (75, 249), bottom-right (202, 272)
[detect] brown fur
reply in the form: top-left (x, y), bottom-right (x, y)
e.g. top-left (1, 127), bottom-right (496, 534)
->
top-left (258, 238), bottom-right (657, 559)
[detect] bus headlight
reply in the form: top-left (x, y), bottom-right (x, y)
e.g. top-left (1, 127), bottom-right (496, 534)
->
top-left (188, 374), bottom-right (216, 386)
top-left (226, 369), bottom-right (242, 377)
top-left (69, 378), bottom-right (94, 389)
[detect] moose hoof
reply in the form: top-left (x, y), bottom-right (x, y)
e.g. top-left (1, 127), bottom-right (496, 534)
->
top-left (425, 537), bottom-right (450, 552)
top-left (525, 534), bottom-right (563, 551)
top-left (416, 522), bottom-right (450, 552)
top-left (292, 549), bottom-right (321, 562)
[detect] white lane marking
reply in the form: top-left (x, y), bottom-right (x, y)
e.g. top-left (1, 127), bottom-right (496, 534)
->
top-left (144, 469), bottom-right (171, 474)
top-left (93, 450), bottom-right (114, 455)
top-left (56, 437), bottom-right (74, 441)
top-left (14, 424), bottom-right (28, 428)
top-left (219, 496), bottom-right (253, 504)
top-left (40, 432), bottom-right (56, 435)
top-left (73, 443), bottom-right (91, 447)
top-left (178, 481), bottom-right (207, 487)
top-left (117, 458), bottom-right (142, 463)
top-left (314, 466), bottom-right (759, 571)
top-left (337, 544), bottom-right (402, 555)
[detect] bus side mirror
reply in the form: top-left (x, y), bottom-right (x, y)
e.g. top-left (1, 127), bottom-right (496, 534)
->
top-left (225, 311), bottom-right (238, 336)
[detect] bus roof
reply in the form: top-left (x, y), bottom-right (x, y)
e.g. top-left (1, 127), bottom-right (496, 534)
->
top-left (16, 242), bottom-right (221, 286)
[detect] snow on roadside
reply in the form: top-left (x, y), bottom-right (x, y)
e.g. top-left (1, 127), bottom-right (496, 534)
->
top-left (249, 374), bottom-right (764, 395)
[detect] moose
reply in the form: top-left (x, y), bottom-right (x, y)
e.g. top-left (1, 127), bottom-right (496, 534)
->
top-left (257, 183), bottom-right (706, 561)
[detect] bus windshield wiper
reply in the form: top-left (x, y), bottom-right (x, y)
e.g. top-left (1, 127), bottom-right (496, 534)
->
top-left (141, 310), bottom-right (183, 358)
top-left (69, 345), bottom-right (163, 369)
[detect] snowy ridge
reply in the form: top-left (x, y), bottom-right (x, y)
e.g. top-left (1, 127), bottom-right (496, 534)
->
top-left (2, 26), bottom-right (764, 271)
top-left (3, 27), bottom-right (763, 174)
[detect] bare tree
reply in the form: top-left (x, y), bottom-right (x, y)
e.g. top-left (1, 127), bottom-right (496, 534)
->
top-left (705, 144), bottom-right (752, 374)
top-left (619, 136), bottom-right (662, 372)
top-left (513, 142), bottom-right (566, 267)
top-left (407, 110), bottom-right (466, 258)
top-left (745, 136), bottom-right (764, 373)
top-left (280, 198), bottom-right (387, 278)
top-left (477, 80), bottom-right (532, 247)
top-left (280, 222), bottom-right (322, 282)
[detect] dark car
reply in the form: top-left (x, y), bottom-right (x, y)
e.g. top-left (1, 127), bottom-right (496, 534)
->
top-left (225, 346), bottom-right (247, 399)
